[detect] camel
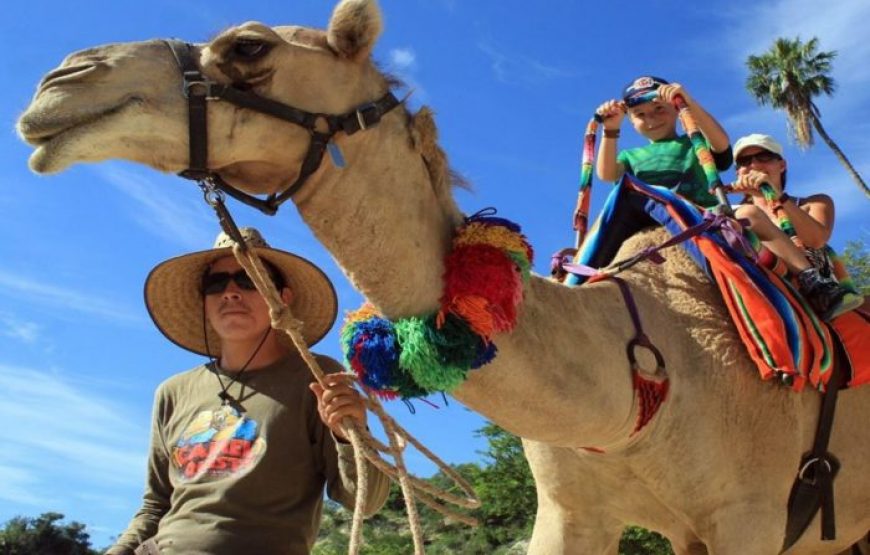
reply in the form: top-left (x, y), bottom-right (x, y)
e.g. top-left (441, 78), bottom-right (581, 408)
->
top-left (16, 1), bottom-right (869, 553)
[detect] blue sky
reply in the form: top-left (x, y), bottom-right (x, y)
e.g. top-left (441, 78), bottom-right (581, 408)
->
top-left (2, 0), bottom-right (869, 549)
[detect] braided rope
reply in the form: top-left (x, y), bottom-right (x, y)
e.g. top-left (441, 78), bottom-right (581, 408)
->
top-left (574, 115), bottom-right (601, 249)
top-left (230, 243), bottom-right (480, 555)
top-left (672, 95), bottom-right (731, 213)
top-left (759, 183), bottom-right (805, 249)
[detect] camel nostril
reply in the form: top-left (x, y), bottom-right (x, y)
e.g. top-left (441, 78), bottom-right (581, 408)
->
top-left (38, 63), bottom-right (104, 92)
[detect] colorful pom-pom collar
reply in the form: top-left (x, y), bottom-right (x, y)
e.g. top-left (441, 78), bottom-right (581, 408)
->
top-left (341, 209), bottom-right (533, 400)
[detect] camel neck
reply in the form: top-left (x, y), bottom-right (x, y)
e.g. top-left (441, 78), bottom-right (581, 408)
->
top-left (451, 278), bottom-right (644, 448)
top-left (295, 113), bottom-right (462, 319)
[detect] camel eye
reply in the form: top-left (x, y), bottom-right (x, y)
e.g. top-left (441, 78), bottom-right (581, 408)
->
top-left (232, 39), bottom-right (269, 60)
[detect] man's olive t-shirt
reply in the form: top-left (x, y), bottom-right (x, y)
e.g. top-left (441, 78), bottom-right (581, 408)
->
top-left (108, 353), bottom-right (390, 555)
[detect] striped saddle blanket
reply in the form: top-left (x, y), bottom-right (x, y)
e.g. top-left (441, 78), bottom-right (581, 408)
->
top-left (564, 174), bottom-right (868, 392)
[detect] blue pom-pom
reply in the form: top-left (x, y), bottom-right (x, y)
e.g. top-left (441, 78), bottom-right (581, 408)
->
top-left (471, 341), bottom-right (498, 369)
top-left (346, 318), bottom-right (401, 391)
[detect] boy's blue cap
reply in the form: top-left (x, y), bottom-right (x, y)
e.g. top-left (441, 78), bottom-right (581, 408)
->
top-left (622, 76), bottom-right (670, 107)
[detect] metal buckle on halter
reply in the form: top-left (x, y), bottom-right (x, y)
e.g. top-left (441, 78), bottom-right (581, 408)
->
top-left (197, 177), bottom-right (225, 207)
top-left (182, 71), bottom-right (218, 100)
top-left (355, 102), bottom-right (380, 131)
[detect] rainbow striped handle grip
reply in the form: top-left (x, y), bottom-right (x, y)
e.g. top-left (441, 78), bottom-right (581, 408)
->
top-left (672, 95), bottom-right (731, 214)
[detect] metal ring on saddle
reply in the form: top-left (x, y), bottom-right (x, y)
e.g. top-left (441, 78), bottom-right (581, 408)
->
top-left (798, 457), bottom-right (833, 484)
top-left (626, 334), bottom-right (666, 376)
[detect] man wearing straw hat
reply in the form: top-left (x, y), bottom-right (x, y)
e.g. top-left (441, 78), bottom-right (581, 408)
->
top-left (107, 228), bottom-right (390, 555)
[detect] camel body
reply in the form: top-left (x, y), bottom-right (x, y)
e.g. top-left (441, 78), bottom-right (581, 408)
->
top-left (16, 1), bottom-right (869, 553)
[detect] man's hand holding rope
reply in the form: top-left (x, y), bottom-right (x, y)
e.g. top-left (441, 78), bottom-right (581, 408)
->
top-left (310, 373), bottom-right (368, 442)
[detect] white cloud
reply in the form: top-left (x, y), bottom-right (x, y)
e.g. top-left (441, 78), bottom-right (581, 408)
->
top-left (728, 0), bottom-right (870, 83)
top-left (389, 48), bottom-right (416, 71)
top-left (0, 364), bottom-right (147, 502)
top-left (386, 47), bottom-right (427, 104)
top-left (478, 40), bottom-right (573, 85)
top-left (0, 271), bottom-right (143, 325)
top-left (789, 155), bottom-right (870, 222)
top-left (93, 165), bottom-right (215, 251)
top-left (722, 0), bottom-right (870, 105)
top-left (0, 312), bottom-right (41, 344)
top-left (0, 465), bottom-right (55, 506)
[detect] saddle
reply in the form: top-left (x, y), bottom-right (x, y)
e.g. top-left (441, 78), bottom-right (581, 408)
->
top-left (560, 174), bottom-right (868, 392)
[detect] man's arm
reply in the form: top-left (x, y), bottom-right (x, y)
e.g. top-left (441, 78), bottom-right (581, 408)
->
top-left (105, 391), bottom-right (173, 554)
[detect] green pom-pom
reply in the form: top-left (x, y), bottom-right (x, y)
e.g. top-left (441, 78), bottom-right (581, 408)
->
top-left (395, 316), bottom-right (467, 392)
top-left (392, 370), bottom-right (432, 399)
top-left (427, 313), bottom-right (484, 369)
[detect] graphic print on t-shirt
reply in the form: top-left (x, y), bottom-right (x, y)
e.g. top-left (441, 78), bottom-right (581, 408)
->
top-left (171, 405), bottom-right (266, 481)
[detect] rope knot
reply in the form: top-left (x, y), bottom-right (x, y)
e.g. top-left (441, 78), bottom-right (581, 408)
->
top-left (270, 306), bottom-right (303, 332)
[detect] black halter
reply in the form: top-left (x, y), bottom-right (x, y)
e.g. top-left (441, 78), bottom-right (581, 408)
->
top-left (164, 39), bottom-right (400, 215)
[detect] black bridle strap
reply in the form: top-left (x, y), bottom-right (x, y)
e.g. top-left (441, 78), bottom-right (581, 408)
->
top-left (163, 39), bottom-right (400, 215)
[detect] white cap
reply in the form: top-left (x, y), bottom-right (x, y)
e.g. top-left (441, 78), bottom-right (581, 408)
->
top-left (734, 133), bottom-right (784, 158)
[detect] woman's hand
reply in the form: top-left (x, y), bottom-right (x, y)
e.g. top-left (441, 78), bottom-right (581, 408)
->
top-left (733, 168), bottom-right (781, 197)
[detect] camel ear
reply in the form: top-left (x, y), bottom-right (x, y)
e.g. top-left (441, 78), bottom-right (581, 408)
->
top-left (327, 0), bottom-right (382, 61)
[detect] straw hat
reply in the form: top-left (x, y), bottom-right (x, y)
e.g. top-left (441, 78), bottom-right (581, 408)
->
top-left (144, 228), bottom-right (337, 356)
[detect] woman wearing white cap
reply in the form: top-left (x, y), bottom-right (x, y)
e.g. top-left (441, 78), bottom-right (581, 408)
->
top-left (731, 133), bottom-right (862, 321)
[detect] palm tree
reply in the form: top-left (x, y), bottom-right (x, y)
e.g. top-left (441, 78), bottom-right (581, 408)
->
top-left (746, 36), bottom-right (869, 198)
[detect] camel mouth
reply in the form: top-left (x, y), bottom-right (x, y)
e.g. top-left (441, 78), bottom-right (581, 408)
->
top-left (20, 98), bottom-right (143, 173)
top-left (18, 97), bottom-right (142, 146)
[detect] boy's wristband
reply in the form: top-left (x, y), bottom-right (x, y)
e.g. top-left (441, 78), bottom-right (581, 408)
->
top-left (603, 128), bottom-right (620, 139)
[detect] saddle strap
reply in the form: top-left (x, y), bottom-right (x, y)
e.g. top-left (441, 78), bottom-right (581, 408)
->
top-left (781, 331), bottom-right (849, 552)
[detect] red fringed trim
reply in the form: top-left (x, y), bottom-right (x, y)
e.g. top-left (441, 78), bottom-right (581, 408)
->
top-left (632, 373), bottom-right (669, 435)
top-left (442, 244), bottom-right (522, 336)
top-left (439, 295), bottom-right (500, 337)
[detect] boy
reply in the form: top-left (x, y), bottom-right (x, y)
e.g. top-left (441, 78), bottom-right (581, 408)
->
top-left (584, 76), bottom-right (733, 270)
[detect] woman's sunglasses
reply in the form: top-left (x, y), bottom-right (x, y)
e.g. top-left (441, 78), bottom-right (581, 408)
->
top-left (735, 151), bottom-right (781, 168)
top-left (201, 267), bottom-right (285, 295)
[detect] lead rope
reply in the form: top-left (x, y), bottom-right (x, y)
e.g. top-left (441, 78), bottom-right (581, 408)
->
top-left (198, 179), bottom-right (479, 555)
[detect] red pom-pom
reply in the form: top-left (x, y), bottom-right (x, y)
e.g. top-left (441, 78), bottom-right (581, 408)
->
top-left (441, 244), bottom-right (523, 337)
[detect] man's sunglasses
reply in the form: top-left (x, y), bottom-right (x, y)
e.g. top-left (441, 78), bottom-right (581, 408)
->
top-left (201, 268), bottom-right (285, 295)
top-left (735, 151), bottom-right (781, 168)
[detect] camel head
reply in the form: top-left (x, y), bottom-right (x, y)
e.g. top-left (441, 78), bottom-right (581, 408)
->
top-left (19, 0), bottom-right (463, 319)
top-left (17, 0), bottom-right (389, 196)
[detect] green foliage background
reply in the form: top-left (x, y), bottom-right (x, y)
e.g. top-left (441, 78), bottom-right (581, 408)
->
top-left (843, 240), bottom-right (870, 295)
top-left (314, 424), bottom-right (673, 555)
top-left (0, 512), bottom-right (99, 555)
